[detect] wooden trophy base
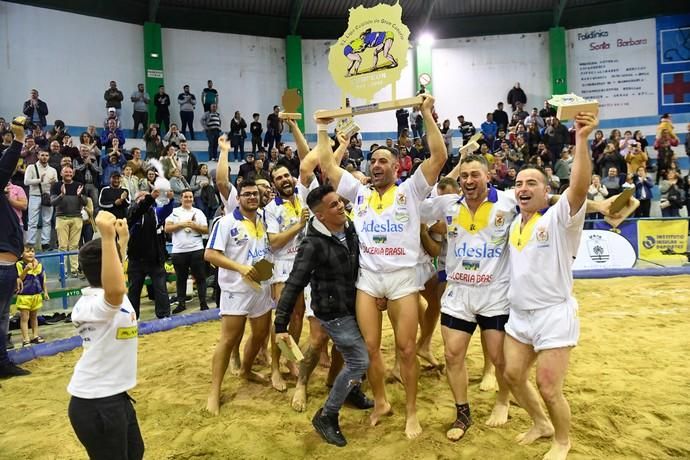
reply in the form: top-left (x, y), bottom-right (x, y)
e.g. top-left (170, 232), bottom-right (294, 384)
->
top-left (315, 96), bottom-right (423, 120)
top-left (556, 102), bottom-right (599, 121)
top-left (279, 112), bottom-right (302, 120)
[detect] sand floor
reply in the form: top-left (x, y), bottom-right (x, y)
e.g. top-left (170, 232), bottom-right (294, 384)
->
top-left (2, 276), bottom-right (690, 460)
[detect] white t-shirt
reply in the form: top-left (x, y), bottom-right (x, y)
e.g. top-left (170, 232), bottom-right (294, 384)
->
top-left (219, 182), bottom-right (238, 215)
top-left (67, 288), bottom-right (138, 399)
top-left (507, 190), bottom-right (586, 311)
top-left (206, 208), bottom-right (272, 293)
top-left (264, 194), bottom-right (306, 261)
top-left (423, 187), bottom-right (517, 287)
top-left (337, 167), bottom-right (432, 273)
top-left (166, 206), bottom-right (208, 253)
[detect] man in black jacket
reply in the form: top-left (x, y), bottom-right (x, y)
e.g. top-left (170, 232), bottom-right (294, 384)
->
top-left (126, 189), bottom-right (174, 318)
top-left (22, 89), bottom-right (49, 129)
top-left (275, 185), bottom-right (369, 447)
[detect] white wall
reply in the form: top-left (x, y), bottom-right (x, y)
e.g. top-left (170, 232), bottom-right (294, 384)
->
top-left (162, 28), bottom-right (285, 129)
top-left (302, 39), bottom-right (415, 134)
top-left (431, 33), bottom-right (551, 129)
top-left (0, 1), bottom-right (144, 128)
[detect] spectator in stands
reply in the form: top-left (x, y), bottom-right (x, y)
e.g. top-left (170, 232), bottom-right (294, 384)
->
top-left (524, 108), bottom-right (545, 129)
top-left (514, 135), bottom-right (529, 162)
top-left (165, 189), bottom-right (208, 314)
top-left (127, 189), bottom-right (174, 318)
top-left (533, 141), bottom-right (552, 167)
top-left (73, 145), bottom-right (101, 211)
top-left (100, 150), bottom-right (127, 188)
top-left (25, 150), bottom-right (57, 250)
top-left (625, 142), bottom-right (648, 175)
top-left (682, 171), bottom-right (690, 217)
top-left (30, 125), bottom-right (48, 151)
top-left (457, 115), bottom-right (476, 145)
top-left (201, 80), bottom-right (218, 112)
top-left (190, 164), bottom-right (217, 219)
top-left (238, 153), bottom-right (255, 180)
top-left (501, 166), bottom-right (517, 190)
top-left (85, 125), bottom-right (101, 150)
top-left (492, 102), bottom-right (509, 132)
top-left (122, 165), bottom-right (140, 199)
top-left (660, 170), bottom-right (684, 218)
top-left (99, 171), bottom-right (130, 219)
top-left (163, 123), bottom-right (186, 149)
top-left (608, 129), bottom-right (622, 154)
top-left (553, 147), bottom-right (573, 192)
top-left (633, 167), bottom-right (653, 217)
top-left (103, 80), bottom-right (124, 118)
top-left (587, 174), bottom-right (608, 202)
top-left (21, 136), bottom-right (39, 166)
top-left (265, 105), bottom-right (283, 152)
top-left (59, 156), bottom-right (73, 180)
top-left (178, 84), bottom-right (197, 140)
top-left (480, 113), bottom-right (498, 145)
top-left (130, 83), bottom-right (150, 139)
top-left (397, 146), bottom-right (412, 180)
top-left (230, 111), bottom-right (248, 160)
top-left (441, 120), bottom-right (453, 156)
top-left (22, 89), bottom-right (49, 129)
top-left (176, 140), bottom-right (199, 183)
top-left (201, 104), bottom-right (222, 161)
top-left (410, 106), bottom-right (423, 138)
top-left (6, 171), bottom-right (27, 224)
top-left (51, 166), bottom-right (86, 277)
top-left (655, 128), bottom-right (679, 183)
top-left (597, 142), bottom-right (624, 178)
top-left (266, 147), bottom-right (279, 172)
top-left (60, 134), bottom-right (79, 160)
top-left (396, 108), bottom-right (409, 137)
top-left (590, 129), bottom-right (606, 165)
top-left (544, 166), bottom-right (560, 194)
top-left (139, 168), bottom-right (159, 193)
top-left (633, 130), bottom-right (648, 152)
top-left (543, 117), bottom-right (569, 160)
top-left (513, 101), bottom-right (529, 121)
top-left (103, 108), bottom-right (121, 130)
top-left (144, 124), bottom-right (164, 160)
top-left (47, 140), bottom-right (63, 172)
top-left (507, 82), bottom-right (527, 111)
top-left (602, 167), bottom-right (622, 196)
top-left (246, 159), bottom-right (270, 183)
top-left (101, 119), bottom-right (125, 150)
top-left (250, 113), bottom-right (263, 155)
top-left (277, 146), bottom-right (300, 178)
top-left (78, 132), bottom-right (100, 159)
top-left (539, 100), bottom-right (556, 119)
top-left (170, 168), bottom-right (191, 203)
top-left (161, 144), bottom-right (180, 179)
top-left (127, 147), bottom-right (146, 179)
top-left (347, 136), bottom-right (363, 169)
top-left (154, 85), bottom-right (171, 133)
top-left (1, 131), bottom-right (13, 153)
top-left (618, 130), bottom-right (635, 157)
top-left (47, 119), bottom-right (67, 145)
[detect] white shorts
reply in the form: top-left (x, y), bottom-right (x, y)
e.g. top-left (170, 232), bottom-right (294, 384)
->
top-left (219, 286), bottom-right (274, 319)
top-left (505, 299), bottom-right (580, 352)
top-left (416, 261), bottom-right (436, 290)
top-left (356, 267), bottom-right (418, 301)
top-left (303, 284), bottom-right (314, 319)
top-left (271, 258), bottom-right (296, 284)
top-left (440, 281), bottom-right (510, 323)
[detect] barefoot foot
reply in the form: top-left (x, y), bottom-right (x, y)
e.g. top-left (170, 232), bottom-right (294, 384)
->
top-left (405, 413), bottom-right (423, 439)
top-left (271, 370), bottom-right (287, 392)
top-left (369, 401), bottom-right (393, 426)
top-left (416, 347), bottom-right (441, 369)
top-left (291, 385), bottom-right (307, 412)
top-left (240, 370), bottom-right (269, 384)
top-left (485, 402), bottom-right (509, 427)
top-left (479, 371), bottom-right (498, 392)
top-left (319, 348), bottom-right (331, 368)
top-left (516, 422), bottom-right (554, 445)
top-left (230, 354), bottom-right (241, 376)
top-left (543, 439), bottom-right (571, 460)
top-left (205, 394), bottom-right (220, 416)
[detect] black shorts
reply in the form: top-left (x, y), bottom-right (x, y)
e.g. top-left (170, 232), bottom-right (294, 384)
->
top-left (441, 312), bottom-right (509, 335)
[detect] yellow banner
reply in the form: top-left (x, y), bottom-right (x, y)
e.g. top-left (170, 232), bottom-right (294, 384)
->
top-left (637, 219), bottom-right (688, 263)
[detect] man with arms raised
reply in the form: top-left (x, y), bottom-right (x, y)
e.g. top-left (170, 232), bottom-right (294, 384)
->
top-left (204, 179), bottom-right (273, 415)
top-left (503, 112), bottom-right (598, 460)
top-left (317, 95), bottom-right (446, 438)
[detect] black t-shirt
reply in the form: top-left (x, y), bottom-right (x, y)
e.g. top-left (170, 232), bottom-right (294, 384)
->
top-left (267, 113), bottom-right (281, 132)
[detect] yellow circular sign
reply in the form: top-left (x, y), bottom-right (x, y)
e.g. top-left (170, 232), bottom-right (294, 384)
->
top-left (328, 3), bottom-right (410, 101)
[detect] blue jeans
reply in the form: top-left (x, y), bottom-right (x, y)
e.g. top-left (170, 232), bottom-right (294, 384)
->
top-left (0, 263), bottom-right (19, 365)
top-left (319, 315), bottom-right (369, 416)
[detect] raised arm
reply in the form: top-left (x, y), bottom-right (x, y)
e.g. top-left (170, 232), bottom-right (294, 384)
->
top-left (215, 134), bottom-right (231, 201)
top-left (568, 113), bottom-right (598, 215)
top-left (333, 132), bottom-right (349, 166)
top-left (286, 119), bottom-right (310, 161)
top-left (314, 117), bottom-right (344, 189)
top-left (95, 212), bottom-right (127, 306)
top-left (419, 95), bottom-right (447, 185)
top-left (299, 146), bottom-right (321, 187)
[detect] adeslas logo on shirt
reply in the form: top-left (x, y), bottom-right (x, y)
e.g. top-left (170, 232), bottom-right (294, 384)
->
top-left (454, 242), bottom-right (503, 258)
top-left (359, 219), bottom-right (404, 233)
top-left (248, 247), bottom-right (270, 260)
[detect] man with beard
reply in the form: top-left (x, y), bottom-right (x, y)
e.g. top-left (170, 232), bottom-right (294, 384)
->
top-left (316, 94), bottom-right (446, 439)
top-left (264, 165), bottom-right (310, 391)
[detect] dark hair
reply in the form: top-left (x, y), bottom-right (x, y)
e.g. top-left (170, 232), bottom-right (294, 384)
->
top-left (79, 238), bottom-right (104, 287)
top-left (371, 145), bottom-right (399, 158)
top-left (158, 85), bottom-right (165, 88)
top-left (237, 178), bottom-right (257, 194)
top-left (253, 113), bottom-right (260, 118)
top-left (23, 244), bottom-right (35, 251)
top-left (461, 154), bottom-right (489, 169)
top-left (438, 177), bottom-right (460, 192)
top-left (181, 188), bottom-right (194, 197)
top-left (306, 184), bottom-right (335, 212)
top-left (270, 165), bottom-right (290, 182)
top-left (518, 165), bottom-right (548, 183)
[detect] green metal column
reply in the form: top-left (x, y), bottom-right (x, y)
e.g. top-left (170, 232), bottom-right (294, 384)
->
top-left (415, 43), bottom-right (433, 95)
top-left (549, 27), bottom-right (567, 95)
top-left (285, 35), bottom-right (305, 132)
top-left (144, 22), bottom-right (165, 123)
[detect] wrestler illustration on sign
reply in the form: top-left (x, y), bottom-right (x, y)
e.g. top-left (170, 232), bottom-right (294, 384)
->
top-left (344, 29), bottom-right (399, 77)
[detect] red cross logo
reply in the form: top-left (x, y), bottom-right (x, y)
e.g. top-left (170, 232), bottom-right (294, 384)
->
top-left (663, 73), bottom-right (690, 104)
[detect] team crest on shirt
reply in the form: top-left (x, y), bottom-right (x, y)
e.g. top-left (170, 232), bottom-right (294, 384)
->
top-left (447, 225), bottom-right (459, 239)
top-left (446, 216), bottom-right (452, 224)
top-left (494, 213), bottom-right (505, 228)
top-left (394, 211), bottom-right (409, 223)
top-left (396, 192), bottom-right (407, 206)
top-left (373, 234), bottom-right (387, 244)
top-left (536, 227), bottom-right (549, 243)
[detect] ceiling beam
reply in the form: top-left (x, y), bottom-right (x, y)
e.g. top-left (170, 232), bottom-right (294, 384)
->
top-left (148, 0), bottom-right (160, 22)
top-left (553, 0), bottom-right (568, 27)
top-left (288, 0), bottom-right (304, 36)
top-left (416, 0), bottom-right (439, 37)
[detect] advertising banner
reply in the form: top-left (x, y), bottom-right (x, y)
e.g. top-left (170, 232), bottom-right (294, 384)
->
top-left (573, 229), bottom-right (637, 270)
top-left (637, 219), bottom-right (688, 263)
